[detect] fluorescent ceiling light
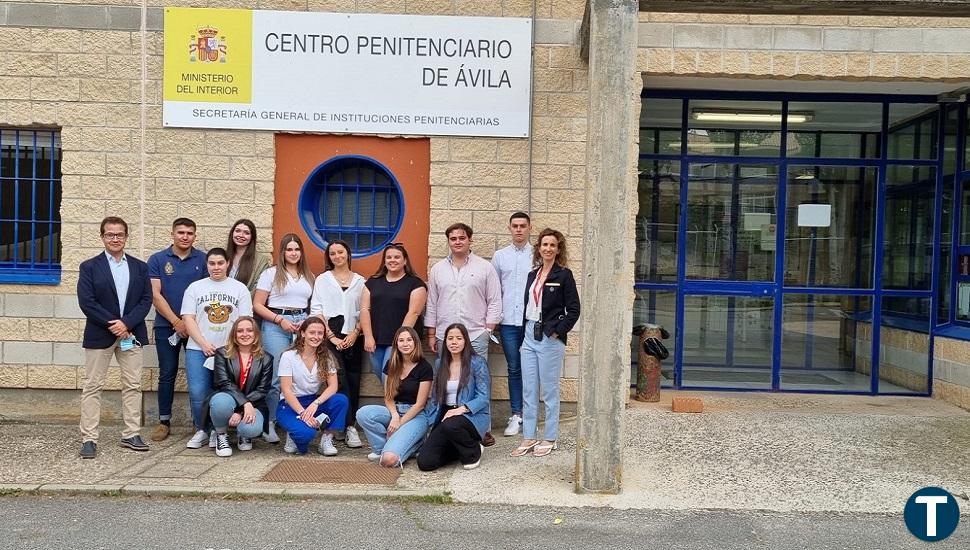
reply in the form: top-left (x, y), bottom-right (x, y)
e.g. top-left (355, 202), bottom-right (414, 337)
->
top-left (692, 109), bottom-right (814, 123)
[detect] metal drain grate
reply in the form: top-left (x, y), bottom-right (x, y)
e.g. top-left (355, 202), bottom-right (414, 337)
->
top-left (261, 459), bottom-right (402, 485)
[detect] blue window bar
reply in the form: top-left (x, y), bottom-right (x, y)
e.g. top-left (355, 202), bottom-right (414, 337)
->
top-left (0, 128), bottom-right (61, 284)
top-left (298, 155), bottom-right (404, 256)
top-left (635, 90), bottom-right (968, 395)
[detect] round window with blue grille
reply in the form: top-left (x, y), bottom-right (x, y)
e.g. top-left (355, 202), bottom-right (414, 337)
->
top-left (298, 155), bottom-right (404, 256)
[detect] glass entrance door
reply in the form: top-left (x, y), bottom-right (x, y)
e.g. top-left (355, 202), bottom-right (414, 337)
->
top-left (638, 93), bottom-right (939, 395)
top-left (680, 162), bottom-right (778, 389)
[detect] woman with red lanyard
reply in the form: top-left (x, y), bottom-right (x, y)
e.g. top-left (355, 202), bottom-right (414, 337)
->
top-left (201, 316), bottom-right (274, 457)
top-left (510, 228), bottom-right (580, 458)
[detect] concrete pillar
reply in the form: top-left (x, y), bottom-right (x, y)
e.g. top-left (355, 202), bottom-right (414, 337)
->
top-left (575, 0), bottom-right (640, 495)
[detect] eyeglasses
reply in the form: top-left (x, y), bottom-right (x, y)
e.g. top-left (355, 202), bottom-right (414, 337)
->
top-left (102, 233), bottom-right (127, 241)
top-left (384, 242), bottom-right (405, 249)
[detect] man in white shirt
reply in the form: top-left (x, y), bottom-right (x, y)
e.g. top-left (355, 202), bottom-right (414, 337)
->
top-left (425, 222), bottom-right (502, 445)
top-left (491, 212), bottom-right (533, 437)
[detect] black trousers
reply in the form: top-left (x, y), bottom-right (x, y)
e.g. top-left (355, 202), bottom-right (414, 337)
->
top-left (417, 415), bottom-right (482, 471)
top-left (328, 339), bottom-right (363, 426)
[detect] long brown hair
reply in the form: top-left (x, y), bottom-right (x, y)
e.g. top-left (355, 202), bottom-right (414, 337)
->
top-left (272, 233), bottom-right (314, 292)
top-left (225, 316), bottom-right (264, 359)
top-left (532, 227), bottom-right (569, 268)
top-left (371, 243), bottom-right (418, 279)
top-left (384, 326), bottom-right (424, 402)
top-left (291, 317), bottom-right (338, 389)
top-left (227, 219), bottom-right (258, 284)
top-left (432, 323), bottom-right (472, 405)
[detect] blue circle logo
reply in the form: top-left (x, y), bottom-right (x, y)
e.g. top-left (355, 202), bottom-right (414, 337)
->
top-left (904, 487), bottom-right (960, 542)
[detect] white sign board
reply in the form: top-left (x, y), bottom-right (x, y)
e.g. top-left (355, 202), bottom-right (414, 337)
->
top-left (797, 204), bottom-right (832, 227)
top-left (163, 8), bottom-right (533, 137)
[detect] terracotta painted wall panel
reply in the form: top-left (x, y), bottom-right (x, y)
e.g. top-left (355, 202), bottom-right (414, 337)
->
top-left (274, 134), bottom-right (431, 278)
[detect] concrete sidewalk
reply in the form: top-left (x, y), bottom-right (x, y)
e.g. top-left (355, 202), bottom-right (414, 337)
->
top-left (2, 392), bottom-right (969, 514)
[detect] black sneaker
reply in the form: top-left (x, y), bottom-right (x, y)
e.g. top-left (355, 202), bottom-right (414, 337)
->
top-left (120, 435), bottom-right (149, 452)
top-left (80, 441), bottom-right (97, 459)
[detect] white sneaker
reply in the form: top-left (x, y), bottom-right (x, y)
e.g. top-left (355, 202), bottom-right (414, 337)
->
top-left (186, 430), bottom-right (208, 449)
top-left (367, 452), bottom-right (381, 462)
top-left (263, 422), bottom-right (280, 444)
top-left (345, 426), bottom-right (363, 448)
top-left (463, 444), bottom-right (485, 470)
top-left (237, 437), bottom-right (253, 451)
top-left (503, 414), bottom-right (523, 436)
top-left (215, 433), bottom-right (232, 457)
top-left (208, 430), bottom-right (217, 448)
top-left (318, 433), bottom-right (338, 456)
top-left (283, 434), bottom-right (297, 454)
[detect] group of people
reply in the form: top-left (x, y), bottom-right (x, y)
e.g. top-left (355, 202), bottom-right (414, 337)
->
top-left (76, 212), bottom-right (580, 471)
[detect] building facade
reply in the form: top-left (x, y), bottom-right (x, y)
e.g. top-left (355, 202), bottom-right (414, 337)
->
top-left (1, 0), bottom-right (969, 420)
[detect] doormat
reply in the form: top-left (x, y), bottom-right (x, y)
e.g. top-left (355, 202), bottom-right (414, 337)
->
top-left (261, 459), bottom-right (402, 485)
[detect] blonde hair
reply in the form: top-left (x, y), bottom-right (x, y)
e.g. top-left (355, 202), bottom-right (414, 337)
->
top-left (225, 316), bottom-right (264, 359)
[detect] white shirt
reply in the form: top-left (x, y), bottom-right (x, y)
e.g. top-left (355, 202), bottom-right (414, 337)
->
top-left (104, 251), bottom-right (129, 314)
top-left (278, 349), bottom-right (337, 397)
top-left (181, 277), bottom-right (253, 351)
top-left (525, 273), bottom-right (543, 322)
top-left (445, 379), bottom-right (460, 406)
top-left (310, 271), bottom-right (365, 334)
top-left (256, 266), bottom-right (313, 309)
top-left (492, 242), bottom-right (533, 326)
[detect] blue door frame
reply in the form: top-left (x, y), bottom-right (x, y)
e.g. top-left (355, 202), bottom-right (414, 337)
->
top-left (638, 89), bottom-right (956, 396)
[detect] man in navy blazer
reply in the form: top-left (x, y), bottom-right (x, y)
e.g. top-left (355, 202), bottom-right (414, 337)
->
top-left (77, 216), bottom-right (153, 459)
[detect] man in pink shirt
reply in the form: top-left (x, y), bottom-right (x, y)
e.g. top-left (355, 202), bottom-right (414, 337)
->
top-left (425, 222), bottom-right (502, 445)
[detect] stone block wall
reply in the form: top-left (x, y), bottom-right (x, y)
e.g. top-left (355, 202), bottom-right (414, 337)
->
top-left (636, 12), bottom-right (970, 81)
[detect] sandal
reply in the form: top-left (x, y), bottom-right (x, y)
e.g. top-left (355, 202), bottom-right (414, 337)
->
top-left (533, 441), bottom-right (558, 457)
top-left (510, 440), bottom-right (538, 457)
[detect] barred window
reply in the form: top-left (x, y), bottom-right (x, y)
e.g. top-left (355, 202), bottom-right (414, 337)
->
top-left (0, 128), bottom-right (62, 284)
top-left (299, 155), bottom-right (403, 256)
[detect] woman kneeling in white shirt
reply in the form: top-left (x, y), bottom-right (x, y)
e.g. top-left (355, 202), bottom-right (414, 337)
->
top-left (276, 316), bottom-right (349, 455)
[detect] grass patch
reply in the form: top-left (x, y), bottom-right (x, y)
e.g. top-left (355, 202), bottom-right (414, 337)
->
top-left (0, 488), bottom-right (32, 497)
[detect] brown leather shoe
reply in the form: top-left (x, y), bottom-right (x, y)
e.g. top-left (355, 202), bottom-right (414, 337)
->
top-left (150, 423), bottom-right (170, 442)
top-left (482, 431), bottom-right (496, 447)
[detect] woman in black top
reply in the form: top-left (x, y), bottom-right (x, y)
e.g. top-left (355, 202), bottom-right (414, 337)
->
top-left (355, 326), bottom-right (433, 467)
top-left (200, 316), bottom-right (274, 457)
top-left (510, 228), bottom-right (580, 458)
top-left (360, 243), bottom-right (427, 383)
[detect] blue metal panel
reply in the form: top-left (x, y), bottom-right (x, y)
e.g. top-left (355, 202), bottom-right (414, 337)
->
top-left (673, 98), bottom-right (689, 389)
top-left (869, 101), bottom-right (891, 393)
top-left (643, 88), bottom-right (940, 104)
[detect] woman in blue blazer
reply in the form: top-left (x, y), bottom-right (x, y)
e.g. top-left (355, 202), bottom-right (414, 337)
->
top-left (417, 323), bottom-right (491, 471)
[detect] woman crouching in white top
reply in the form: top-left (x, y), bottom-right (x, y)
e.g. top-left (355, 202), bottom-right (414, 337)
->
top-left (276, 316), bottom-right (349, 455)
top-left (310, 239), bottom-right (365, 448)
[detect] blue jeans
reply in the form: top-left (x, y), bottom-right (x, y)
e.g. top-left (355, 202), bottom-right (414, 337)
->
top-left (154, 326), bottom-right (186, 422)
top-left (276, 393), bottom-right (349, 454)
top-left (261, 313), bottom-right (305, 423)
top-left (356, 403), bottom-right (429, 464)
top-left (520, 320), bottom-right (565, 441)
top-left (368, 345), bottom-right (393, 383)
top-left (209, 392), bottom-right (264, 439)
top-left (185, 349), bottom-right (213, 431)
top-left (499, 324), bottom-right (525, 416)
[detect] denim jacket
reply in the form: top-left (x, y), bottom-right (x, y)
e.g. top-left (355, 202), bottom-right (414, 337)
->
top-left (425, 354), bottom-right (491, 438)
